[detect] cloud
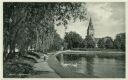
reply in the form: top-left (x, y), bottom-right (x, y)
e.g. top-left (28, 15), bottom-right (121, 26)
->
top-left (55, 2), bottom-right (125, 39)
top-left (87, 2), bottom-right (125, 39)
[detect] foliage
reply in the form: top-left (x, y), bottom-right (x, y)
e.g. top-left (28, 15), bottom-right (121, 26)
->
top-left (3, 62), bottom-right (34, 78)
top-left (64, 31), bottom-right (83, 49)
top-left (97, 37), bottom-right (114, 49)
top-left (50, 32), bottom-right (63, 51)
top-left (3, 51), bottom-right (41, 78)
top-left (114, 33), bottom-right (125, 51)
top-left (104, 37), bottom-right (114, 49)
top-left (3, 2), bottom-right (87, 60)
top-left (27, 51), bottom-right (40, 59)
top-left (83, 35), bottom-right (95, 48)
top-left (97, 38), bottom-right (104, 48)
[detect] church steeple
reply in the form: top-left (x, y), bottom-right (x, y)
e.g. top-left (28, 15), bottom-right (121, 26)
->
top-left (87, 17), bottom-right (94, 38)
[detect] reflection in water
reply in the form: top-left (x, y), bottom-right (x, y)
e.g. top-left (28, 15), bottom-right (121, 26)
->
top-left (62, 56), bottom-right (125, 78)
top-left (86, 58), bottom-right (94, 76)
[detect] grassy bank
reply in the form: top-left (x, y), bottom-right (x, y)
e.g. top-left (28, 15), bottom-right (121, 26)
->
top-left (56, 50), bottom-right (125, 61)
top-left (3, 59), bottom-right (34, 78)
top-left (71, 48), bottom-right (124, 52)
top-left (3, 51), bottom-right (40, 78)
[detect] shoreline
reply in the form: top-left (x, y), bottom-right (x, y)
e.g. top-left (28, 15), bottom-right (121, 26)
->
top-left (47, 53), bottom-right (98, 78)
top-left (47, 50), bottom-right (125, 78)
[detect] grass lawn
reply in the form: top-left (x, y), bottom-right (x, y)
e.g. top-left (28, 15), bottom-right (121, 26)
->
top-left (56, 50), bottom-right (125, 61)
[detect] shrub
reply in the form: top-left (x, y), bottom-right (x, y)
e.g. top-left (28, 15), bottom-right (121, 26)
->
top-left (3, 62), bottom-right (34, 78)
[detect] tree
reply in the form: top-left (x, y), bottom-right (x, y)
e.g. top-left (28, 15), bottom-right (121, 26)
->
top-left (83, 36), bottom-right (95, 48)
top-left (114, 33), bottom-right (125, 51)
top-left (104, 37), bottom-right (114, 49)
top-left (97, 37), bottom-right (113, 49)
top-left (3, 2), bottom-right (87, 60)
top-left (97, 38), bottom-right (104, 48)
top-left (50, 32), bottom-right (63, 51)
top-left (64, 31), bottom-right (83, 49)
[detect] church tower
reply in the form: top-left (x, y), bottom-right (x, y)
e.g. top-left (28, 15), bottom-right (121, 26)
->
top-left (87, 17), bottom-right (94, 39)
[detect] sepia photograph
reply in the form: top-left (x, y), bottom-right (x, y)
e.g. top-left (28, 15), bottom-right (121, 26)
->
top-left (3, 2), bottom-right (125, 78)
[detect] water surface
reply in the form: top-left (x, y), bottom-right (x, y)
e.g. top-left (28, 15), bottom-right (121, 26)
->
top-left (62, 56), bottom-right (125, 78)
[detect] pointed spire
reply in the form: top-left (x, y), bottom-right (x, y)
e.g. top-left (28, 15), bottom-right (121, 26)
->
top-left (87, 17), bottom-right (94, 36)
top-left (88, 17), bottom-right (94, 30)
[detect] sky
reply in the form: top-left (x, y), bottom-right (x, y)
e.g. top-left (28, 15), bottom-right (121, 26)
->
top-left (55, 2), bottom-right (125, 39)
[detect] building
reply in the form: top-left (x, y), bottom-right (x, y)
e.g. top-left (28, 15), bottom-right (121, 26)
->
top-left (86, 17), bottom-right (102, 48)
top-left (87, 18), bottom-right (95, 40)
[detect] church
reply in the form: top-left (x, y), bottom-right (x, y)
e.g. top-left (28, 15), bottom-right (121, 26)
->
top-left (87, 18), bottom-right (95, 40)
top-left (86, 17), bottom-right (99, 48)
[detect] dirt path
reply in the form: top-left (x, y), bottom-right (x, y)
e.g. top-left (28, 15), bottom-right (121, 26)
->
top-left (28, 55), bottom-right (60, 78)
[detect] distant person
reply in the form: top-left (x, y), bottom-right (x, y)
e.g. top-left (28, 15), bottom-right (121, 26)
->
top-left (44, 55), bottom-right (46, 61)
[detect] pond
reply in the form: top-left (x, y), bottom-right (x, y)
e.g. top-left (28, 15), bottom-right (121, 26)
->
top-left (61, 56), bottom-right (125, 78)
